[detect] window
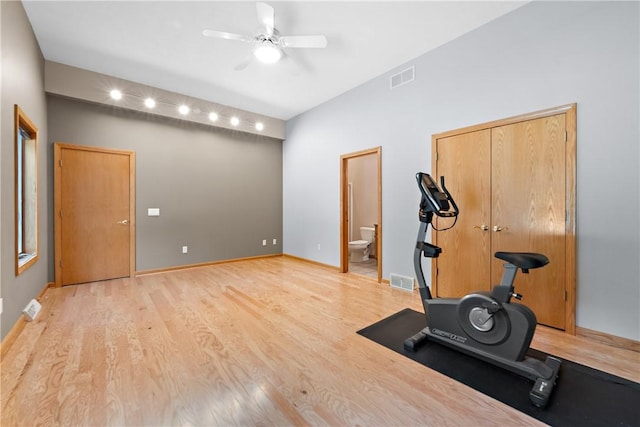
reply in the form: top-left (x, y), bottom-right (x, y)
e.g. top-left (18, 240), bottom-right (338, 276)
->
top-left (15, 105), bottom-right (39, 275)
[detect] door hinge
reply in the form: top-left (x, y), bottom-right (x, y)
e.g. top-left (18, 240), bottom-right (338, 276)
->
top-left (59, 210), bottom-right (63, 218)
top-left (59, 159), bottom-right (63, 167)
top-left (565, 290), bottom-right (567, 301)
top-left (435, 152), bottom-right (439, 161)
top-left (59, 260), bottom-right (63, 268)
top-left (564, 131), bottom-right (568, 142)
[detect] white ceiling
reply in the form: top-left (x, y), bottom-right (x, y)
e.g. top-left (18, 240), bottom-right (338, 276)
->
top-left (22, 1), bottom-right (527, 120)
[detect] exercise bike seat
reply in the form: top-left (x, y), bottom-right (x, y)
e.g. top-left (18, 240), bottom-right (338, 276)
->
top-left (495, 252), bottom-right (549, 271)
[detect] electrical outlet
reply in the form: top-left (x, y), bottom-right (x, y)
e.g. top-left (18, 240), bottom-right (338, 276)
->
top-left (317, 243), bottom-right (321, 251)
top-left (182, 246), bottom-right (188, 254)
top-left (262, 240), bottom-right (267, 246)
top-left (0, 298), bottom-right (3, 314)
top-left (273, 238), bottom-right (277, 245)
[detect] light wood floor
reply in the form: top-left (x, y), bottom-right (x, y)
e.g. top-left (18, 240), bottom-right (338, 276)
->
top-left (2, 256), bottom-right (638, 426)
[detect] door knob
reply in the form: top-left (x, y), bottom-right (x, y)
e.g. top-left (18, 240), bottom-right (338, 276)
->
top-left (493, 225), bottom-right (508, 232)
top-left (117, 219), bottom-right (129, 225)
top-left (473, 225), bottom-right (489, 231)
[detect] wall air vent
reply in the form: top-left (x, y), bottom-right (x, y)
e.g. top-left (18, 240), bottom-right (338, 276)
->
top-left (23, 299), bottom-right (42, 321)
top-left (390, 66), bottom-right (415, 89)
top-left (390, 273), bottom-right (415, 292)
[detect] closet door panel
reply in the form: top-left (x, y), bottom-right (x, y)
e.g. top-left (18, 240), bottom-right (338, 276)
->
top-left (491, 114), bottom-right (566, 329)
top-left (434, 129), bottom-right (491, 297)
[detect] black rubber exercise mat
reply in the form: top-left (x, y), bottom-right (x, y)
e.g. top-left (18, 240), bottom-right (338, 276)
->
top-left (357, 308), bottom-right (640, 426)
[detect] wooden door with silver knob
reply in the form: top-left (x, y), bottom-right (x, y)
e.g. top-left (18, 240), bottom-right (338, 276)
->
top-left (55, 143), bottom-right (135, 286)
top-left (491, 114), bottom-right (567, 329)
top-left (433, 129), bottom-right (492, 297)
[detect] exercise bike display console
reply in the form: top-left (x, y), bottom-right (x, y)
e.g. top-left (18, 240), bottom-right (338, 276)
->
top-left (404, 172), bottom-right (561, 408)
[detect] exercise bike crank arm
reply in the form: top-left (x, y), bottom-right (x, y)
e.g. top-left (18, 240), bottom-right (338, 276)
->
top-left (481, 302), bottom-right (503, 314)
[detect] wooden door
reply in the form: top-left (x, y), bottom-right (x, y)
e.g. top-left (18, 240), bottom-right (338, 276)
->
top-left (491, 114), bottom-right (566, 329)
top-left (54, 144), bottom-right (135, 286)
top-left (432, 105), bottom-right (576, 331)
top-left (434, 129), bottom-right (491, 297)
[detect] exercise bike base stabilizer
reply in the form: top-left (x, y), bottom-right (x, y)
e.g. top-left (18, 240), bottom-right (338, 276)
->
top-left (404, 172), bottom-right (561, 408)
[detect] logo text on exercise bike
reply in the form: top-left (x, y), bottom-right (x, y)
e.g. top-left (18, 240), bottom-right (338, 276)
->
top-left (431, 328), bottom-right (467, 343)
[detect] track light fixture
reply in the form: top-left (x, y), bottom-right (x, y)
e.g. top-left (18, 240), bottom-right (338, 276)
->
top-left (107, 88), bottom-right (265, 132)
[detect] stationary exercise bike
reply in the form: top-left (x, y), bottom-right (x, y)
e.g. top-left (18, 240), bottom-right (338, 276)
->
top-left (404, 172), bottom-right (561, 408)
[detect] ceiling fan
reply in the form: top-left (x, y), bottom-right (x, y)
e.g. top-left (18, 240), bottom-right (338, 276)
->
top-left (202, 2), bottom-right (327, 70)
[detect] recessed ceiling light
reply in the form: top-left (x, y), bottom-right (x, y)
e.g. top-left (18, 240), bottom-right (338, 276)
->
top-left (178, 105), bottom-right (190, 115)
top-left (209, 112), bottom-right (219, 122)
top-left (255, 122), bottom-right (264, 131)
top-left (144, 98), bottom-right (156, 108)
top-left (230, 116), bottom-right (240, 126)
top-left (109, 89), bottom-right (122, 100)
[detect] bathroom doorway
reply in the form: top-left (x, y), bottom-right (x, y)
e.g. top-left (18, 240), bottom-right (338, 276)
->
top-left (340, 147), bottom-right (382, 282)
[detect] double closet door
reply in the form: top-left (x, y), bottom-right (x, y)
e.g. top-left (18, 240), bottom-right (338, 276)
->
top-left (432, 105), bottom-right (576, 331)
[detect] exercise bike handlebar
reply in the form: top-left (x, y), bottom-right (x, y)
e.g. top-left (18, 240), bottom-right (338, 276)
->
top-left (416, 172), bottom-right (459, 218)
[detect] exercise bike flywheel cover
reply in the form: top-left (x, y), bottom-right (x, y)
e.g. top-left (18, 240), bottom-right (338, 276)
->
top-left (457, 294), bottom-right (510, 345)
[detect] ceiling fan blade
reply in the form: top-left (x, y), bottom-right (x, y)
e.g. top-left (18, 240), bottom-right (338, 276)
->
top-left (280, 35), bottom-right (327, 49)
top-left (234, 54), bottom-right (254, 71)
top-left (202, 29), bottom-right (253, 43)
top-left (256, 2), bottom-right (275, 36)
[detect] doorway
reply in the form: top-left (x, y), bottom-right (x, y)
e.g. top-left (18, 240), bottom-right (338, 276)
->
top-left (340, 147), bottom-right (382, 282)
top-left (54, 143), bottom-right (136, 287)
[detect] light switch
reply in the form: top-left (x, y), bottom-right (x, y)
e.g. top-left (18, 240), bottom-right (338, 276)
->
top-left (148, 208), bottom-right (160, 216)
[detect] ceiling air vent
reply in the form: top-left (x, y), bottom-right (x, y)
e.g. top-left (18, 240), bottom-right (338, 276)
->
top-left (390, 66), bottom-right (415, 89)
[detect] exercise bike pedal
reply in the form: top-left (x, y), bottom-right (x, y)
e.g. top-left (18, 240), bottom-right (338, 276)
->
top-left (529, 356), bottom-right (562, 408)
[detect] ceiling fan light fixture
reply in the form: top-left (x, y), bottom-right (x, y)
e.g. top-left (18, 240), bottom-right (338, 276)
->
top-left (254, 41), bottom-right (282, 64)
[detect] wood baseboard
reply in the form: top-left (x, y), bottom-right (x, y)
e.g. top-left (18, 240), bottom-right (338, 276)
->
top-left (0, 320), bottom-right (28, 361)
top-left (576, 326), bottom-right (640, 353)
top-left (136, 254), bottom-right (283, 276)
top-left (282, 254), bottom-right (339, 271)
top-left (0, 281), bottom-right (53, 360)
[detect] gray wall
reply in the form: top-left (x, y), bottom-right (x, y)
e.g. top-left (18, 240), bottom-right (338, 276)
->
top-left (47, 96), bottom-right (283, 273)
top-left (283, 1), bottom-right (640, 340)
top-left (1, 1), bottom-right (49, 339)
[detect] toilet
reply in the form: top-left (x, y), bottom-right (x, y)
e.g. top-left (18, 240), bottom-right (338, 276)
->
top-left (348, 226), bottom-right (375, 262)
